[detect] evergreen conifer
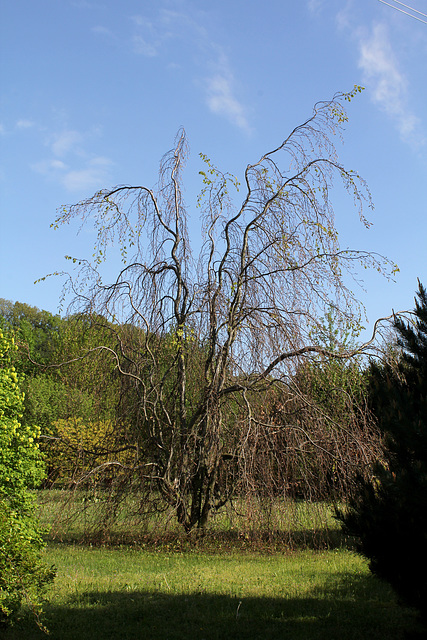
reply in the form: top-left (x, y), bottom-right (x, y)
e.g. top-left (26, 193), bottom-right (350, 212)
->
top-left (337, 281), bottom-right (427, 620)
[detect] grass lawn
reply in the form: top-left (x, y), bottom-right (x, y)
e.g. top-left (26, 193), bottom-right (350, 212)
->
top-left (4, 544), bottom-right (423, 640)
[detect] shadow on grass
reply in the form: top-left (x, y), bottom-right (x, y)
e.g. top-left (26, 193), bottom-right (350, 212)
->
top-left (5, 574), bottom-right (425, 640)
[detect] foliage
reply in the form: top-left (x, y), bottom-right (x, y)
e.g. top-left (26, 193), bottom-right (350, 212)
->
top-left (49, 89), bottom-right (394, 532)
top-left (0, 329), bottom-right (44, 509)
top-left (0, 502), bottom-right (55, 629)
top-left (23, 374), bottom-right (95, 434)
top-left (0, 299), bottom-right (62, 376)
top-left (336, 281), bottom-right (427, 621)
top-left (0, 328), bottom-right (55, 627)
top-left (30, 315), bottom-right (121, 486)
top-left (47, 417), bottom-right (132, 486)
top-left (0, 302), bottom-right (122, 485)
top-left (287, 310), bottom-right (378, 499)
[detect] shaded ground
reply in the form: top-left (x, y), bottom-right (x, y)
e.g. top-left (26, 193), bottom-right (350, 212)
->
top-left (5, 572), bottom-right (424, 640)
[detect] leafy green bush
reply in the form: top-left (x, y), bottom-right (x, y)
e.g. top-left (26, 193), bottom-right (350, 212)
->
top-left (0, 502), bottom-right (55, 626)
top-left (0, 328), bottom-right (55, 627)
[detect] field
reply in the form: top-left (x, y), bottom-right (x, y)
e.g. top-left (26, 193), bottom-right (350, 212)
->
top-left (3, 493), bottom-right (424, 640)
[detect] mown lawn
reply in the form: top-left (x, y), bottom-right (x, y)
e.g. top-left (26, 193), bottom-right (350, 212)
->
top-left (4, 544), bottom-right (424, 640)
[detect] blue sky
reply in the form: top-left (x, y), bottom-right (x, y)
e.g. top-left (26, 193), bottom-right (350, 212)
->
top-left (1, 0), bottom-right (427, 339)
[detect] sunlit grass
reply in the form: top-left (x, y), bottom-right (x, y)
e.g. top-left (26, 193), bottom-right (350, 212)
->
top-left (7, 492), bottom-right (421, 638)
top-left (35, 490), bottom-right (342, 550)
top-left (4, 545), bottom-right (423, 640)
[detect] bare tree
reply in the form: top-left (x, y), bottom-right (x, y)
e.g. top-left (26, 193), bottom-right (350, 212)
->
top-left (51, 89), bottom-right (395, 532)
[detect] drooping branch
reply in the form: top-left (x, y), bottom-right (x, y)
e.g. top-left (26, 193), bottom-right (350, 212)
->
top-left (46, 88), bottom-right (398, 532)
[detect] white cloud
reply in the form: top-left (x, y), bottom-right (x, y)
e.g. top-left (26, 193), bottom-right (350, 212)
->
top-left (130, 14), bottom-right (164, 56)
top-left (92, 25), bottom-right (114, 37)
top-left (307, 2), bottom-right (424, 146)
top-left (32, 155), bottom-right (112, 192)
top-left (50, 130), bottom-right (83, 157)
top-left (357, 23), bottom-right (419, 141)
top-left (132, 34), bottom-right (158, 57)
top-left (0, 121), bottom-right (36, 135)
top-left (307, 0), bottom-right (326, 15)
top-left (129, 9), bottom-right (251, 132)
top-left (31, 158), bottom-right (68, 175)
top-left (31, 123), bottom-right (113, 192)
top-left (62, 157), bottom-right (113, 192)
top-left (51, 159), bottom-right (67, 170)
top-left (336, 1), bottom-right (355, 31)
top-left (131, 15), bottom-right (154, 29)
top-left (205, 71), bottom-right (251, 133)
top-left (16, 119), bottom-right (35, 129)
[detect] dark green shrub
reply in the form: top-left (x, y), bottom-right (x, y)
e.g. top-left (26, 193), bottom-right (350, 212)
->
top-left (336, 281), bottom-right (427, 620)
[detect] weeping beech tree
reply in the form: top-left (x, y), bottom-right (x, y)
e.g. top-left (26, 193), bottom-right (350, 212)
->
top-left (50, 89), bottom-right (394, 532)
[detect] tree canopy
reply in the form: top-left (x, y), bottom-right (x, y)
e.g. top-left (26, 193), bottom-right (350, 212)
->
top-left (45, 89), bottom-right (394, 532)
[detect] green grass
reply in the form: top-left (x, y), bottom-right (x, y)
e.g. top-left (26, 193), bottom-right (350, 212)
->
top-left (4, 545), bottom-right (423, 640)
top-left (35, 490), bottom-right (344, 550)
top-left (5, 492), bottom-right (422, 639)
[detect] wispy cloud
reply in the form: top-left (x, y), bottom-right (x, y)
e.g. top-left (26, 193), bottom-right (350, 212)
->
top-left (0, 120), bottom-right (38, 135)
top-left (307, 1), bottom-right (424, 146)
top-left (50, 129), bottom-right (84, 157)
top-left (92, 25), bottom-right (109, 34)
top-left (130, 15), bottom-right (165, 56)
top-left (132, 34), bottom-right (158, 57)
top-left (88, 6), bottom-right (251, 132)
top-left (356, 23), bottom-right (419, 141)
top-left (32, 159), bottom-right (68, 173)
top-left (307, 0), bottom-right (327, 15)
top-left (335, 0), bottom-right (355, 31)
top-left (205, 67), bottom-right (251, 133)
top-left (32, 153), bottom-right (113, 193)
top-left (31, 126), bottom-right (113, 192)
top-left (71, 1), bottom-right (103, 9)
top-left (16, 119), bottom-right (35, 129)
top-left (128, 8), bottom-right (251, 132)
top-left (62, 156), bottom-right (113, 191)
top-left (92, 25), bottom-right (116, 39)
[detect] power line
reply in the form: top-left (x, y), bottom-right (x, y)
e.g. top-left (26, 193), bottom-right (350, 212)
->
top-left (378, 0), bottom-right (427, 24)
top-left (392, 0), bottom-right (427, 18)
